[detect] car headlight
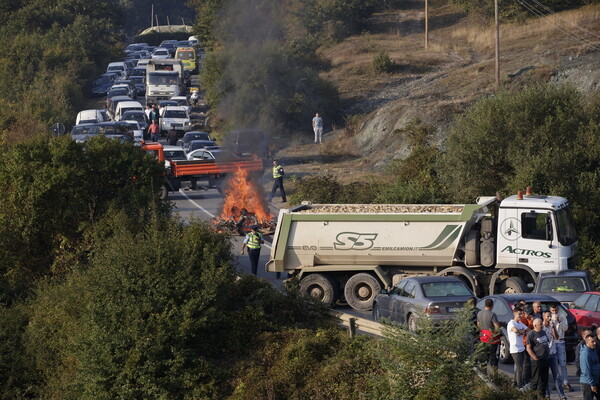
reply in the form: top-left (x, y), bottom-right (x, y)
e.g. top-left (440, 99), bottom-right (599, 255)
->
top-left (184, 121), bottom-right (190, 126)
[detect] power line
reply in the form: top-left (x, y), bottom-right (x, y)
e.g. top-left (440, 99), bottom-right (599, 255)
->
top-left (516, 0), bottom-right (600, 51)
top-left (528, 0), bottom-right (600, 40)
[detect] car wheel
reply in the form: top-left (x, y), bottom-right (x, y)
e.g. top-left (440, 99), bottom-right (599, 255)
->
top-left (499, 277), bottom-right (529, 294)
top-left (299, 274), bottom-right (339, 307)
top-left (408, 313), bottom-right (418, 332)
top-left (160, 184), bottom-right (169, 200)
top-left (499, 336), bottom-right (513, 364)
top-left (344, 273), bottom-right (381, 312)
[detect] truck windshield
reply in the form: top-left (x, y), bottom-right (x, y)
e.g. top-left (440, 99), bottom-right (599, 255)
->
top-left (148, 72), bottom-right (178, 85)
top-left (556, 207), bottom-right (577, 246)
top-left (177, 51), bottom-right (195, 60)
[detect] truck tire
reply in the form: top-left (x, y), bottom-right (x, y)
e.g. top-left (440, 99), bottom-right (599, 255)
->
top-left (299, 274), bottom-right (338, 306)
top-left (465, 229), bottom-right (480, 266)
top-left (499, 336), bottom-right (513, 364)
top-left (160, 184), bottom-right (169, 200)
top-left (190, 178), bottom-right (198, 190)
top-left (499, 277), bottom-right (529, 294)
top-left (344, 273), bottom-right (381, 312)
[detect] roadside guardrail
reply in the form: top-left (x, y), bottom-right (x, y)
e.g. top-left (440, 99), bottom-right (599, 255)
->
top-left (329, 310), bottom-right (384, 337)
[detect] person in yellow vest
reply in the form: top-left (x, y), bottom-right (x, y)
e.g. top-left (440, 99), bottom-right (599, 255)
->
top-left (268, 160), bottom-right (287, 203)
top-left (240, 225), bottom-right (264, 276)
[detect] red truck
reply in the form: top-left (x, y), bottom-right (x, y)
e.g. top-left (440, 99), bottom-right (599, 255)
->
top-left (142, 143), bottom-right (264, 199)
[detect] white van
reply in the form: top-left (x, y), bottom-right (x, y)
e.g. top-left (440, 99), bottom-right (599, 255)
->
top-left (76, 109), bottom-right (104, 125)
top-left (114, 101), bottom-right (144, 121)
top-left (107, 61), bottom-right (127, 79)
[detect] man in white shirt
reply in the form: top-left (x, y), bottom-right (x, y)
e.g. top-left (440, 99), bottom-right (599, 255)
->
top-left (508, 306), bottom-right (528, 388)
top-left (550, 303), bottom-right (572, 392)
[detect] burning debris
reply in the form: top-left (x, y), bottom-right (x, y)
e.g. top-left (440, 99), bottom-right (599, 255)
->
top-left (213, 167), bottom-right (276, 235)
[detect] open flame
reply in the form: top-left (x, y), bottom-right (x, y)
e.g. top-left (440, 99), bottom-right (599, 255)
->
top-left (215, 167), bottom-right (275, 235)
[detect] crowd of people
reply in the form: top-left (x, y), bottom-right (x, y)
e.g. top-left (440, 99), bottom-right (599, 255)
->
top-left (477, 299), bottom-right (600, 399)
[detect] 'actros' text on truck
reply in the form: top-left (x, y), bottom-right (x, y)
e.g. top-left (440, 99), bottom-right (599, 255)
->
top-left (266, 188), bottom-right (578, 311)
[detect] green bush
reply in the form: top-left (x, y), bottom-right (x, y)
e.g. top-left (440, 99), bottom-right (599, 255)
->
top-left (372, 50), bottom-right (394, 73)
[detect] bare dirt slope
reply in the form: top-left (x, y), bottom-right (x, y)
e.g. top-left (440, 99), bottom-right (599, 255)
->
top-left (275, 2), bottom-right (600, 184)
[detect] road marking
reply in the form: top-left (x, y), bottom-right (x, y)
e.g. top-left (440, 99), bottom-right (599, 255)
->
top-left (178, 189), bottom-right (215, 218)
top-left (177, 188), bottom-right (272, 250)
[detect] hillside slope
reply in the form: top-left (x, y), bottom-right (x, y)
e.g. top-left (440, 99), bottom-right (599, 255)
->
top-left (275, 2), bottom-right (600, 182)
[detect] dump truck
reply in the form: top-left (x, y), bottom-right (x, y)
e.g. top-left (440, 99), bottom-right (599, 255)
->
top-left (145, 59), bottom-right (185, 104)
top-left (266, 190), bottom-right (578, 311)
top-left (142, 143), bottom-right (264, 199)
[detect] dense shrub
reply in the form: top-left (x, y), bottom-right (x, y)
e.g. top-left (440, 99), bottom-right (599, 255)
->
top-left (372, 50), bottom-right (394, 73)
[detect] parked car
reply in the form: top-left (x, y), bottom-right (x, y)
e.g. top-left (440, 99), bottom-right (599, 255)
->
top-left (70, 123), bottom-right (97, 136)
top-left (476, 294), bottom-right (578, 363)
top-left (121, 110), bottom-right (148, 133)
top-left (152, 48), bottom-right (171, 59)
top-left (112, 80), bottom-right (137, 99)
top-left (170, 96), bottom-right (191, 114)
top-left (159, 106), bottom-right (192, 135)
top-left (372, 276), bottom-right (475, 331)
top-left (178, 131), bottom-right (213, 152)
top-left (105, 96), bottom-right (132, 120)
top-left (106, 61), bottom-right (128, 79)
top-left (533, 270), bottom-right (597, 307)
top-left (186, 148), bottom-right (223, 160)
top-left (161, 145), bottom-right (187, 169)
top-left (129, 76), bottom-right (146, 96)
top-left (568, 292), bottom-right (600, 333)
top-left (76, 109), bottom-right (104, 125)
top-left (129, 66), bottom-right (147, 78)
top-left (114, 101), bottom-right (143, 122)
top-left (158, 100), bottom-right (179, 111)
top-left (187, 140), bottom-right (218, 153)
top-left (91, 73), bottom-right (116, 96)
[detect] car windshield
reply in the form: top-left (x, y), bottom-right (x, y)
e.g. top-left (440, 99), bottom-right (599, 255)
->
top-left (556, 207), bottom-right (577, 246)
top-left (71, 125), bottom-right (96, 135)
top-left (130, 77), bottom-right (145, 84)
top-left (148, 72), bottom-right (178, 85)
top-left (164, 150), bottom-right (186, 160)
top-left (154, 50), bottom-right (169, 55)
top-left (421, 282), bottom-right (472, 297)
top-left (185, 133), bottom-right (210, 142)
top-left (94, 76), bottom-right (112, 85)
top-left (159, 101), bottom-right (178, 107)
top-left (539, 277), bottom-right (588, 293)
top-left (177, 51), bottom-right (195, 60)
top-left (123, 112), bottom-right (145, 123)
top-left (108, 65), bottom-right (124, 72)
top-left (108, 89), bottom-right (128, 97)
top-left (164, 110), bottom-right (188, 119)
top-left (174, 99), bottom-right (188, 106)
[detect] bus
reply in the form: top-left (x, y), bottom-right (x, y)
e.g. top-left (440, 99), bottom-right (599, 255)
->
top-left (175, 47), bottom-right (197, 73)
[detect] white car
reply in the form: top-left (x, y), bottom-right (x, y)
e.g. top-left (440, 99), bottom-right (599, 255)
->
top-left (76, 109), bottom-right (104, 125)
top-left (123, 120), bottom-right (145, 143)
top-left (170, 96), bottom-right (191, 114)
top-left (160, 106), bottom-right (192, 134)
top-left (186, 148), bottom-right (223, 161)
top-left (114, 101), bottom-right (144, 121)
top-left (162, 145), bottom-right (187, 169)
top-left (107, 61), bottom-right (128, 79)
top-left (152, 48), bottom-right (171, 59)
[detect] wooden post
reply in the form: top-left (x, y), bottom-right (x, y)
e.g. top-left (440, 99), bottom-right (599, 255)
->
top-left (349, 318), bottom-right (357, 338)
top-left (425, 0), bottom-right (429, 49)
top-left (495, 0), bottom-right (500, 89)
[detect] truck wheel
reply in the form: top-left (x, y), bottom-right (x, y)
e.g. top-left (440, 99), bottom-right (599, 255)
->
top-left (499, 277), bottom-right (529, 294)
top-left (190, 178), bottom-right (198, 190)
top-left (160, 184), bottom-right (169, 200)
top-left (465, 229), bottom-right (480, 266)
top-left (344, 273), bottom-right (381, 312)
top-left (499, 336), bottom-right (513, 364)
top-left (299, 274), bottom-right (338, 306)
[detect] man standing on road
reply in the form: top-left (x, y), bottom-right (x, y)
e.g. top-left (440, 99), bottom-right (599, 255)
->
top-left (167, 129), bottom-right (178, 145)
top-left (508, 307), bottom-right (528, 389)
top-left (580, 333), bottom-right (600, 400)
top-left (550, 303), bottom-right (573, 392)
top-left (268, 160), bottom-right (287, 203)
top-left (578, 328), bottom-right (594, 377)
top-left (312, 112), bottom-right (323, 144)
top-left (240, 224), bottom-right (264, 276)
top-left (527, 318), bottom-right (550, 397)
top-left (477, 298), bottom-right (501, 377)
top-left (145, 104), bottom-right (152, 120)
top-left (148, 120), bottom-right (160, 142)
top-left (542, 311), bottom-right (566, 400)
top-left (149, 104), bottom-right (160, 125)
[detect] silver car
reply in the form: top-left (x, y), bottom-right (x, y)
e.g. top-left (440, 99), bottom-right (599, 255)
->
top-left (373, 276), bottom-right (475, 331)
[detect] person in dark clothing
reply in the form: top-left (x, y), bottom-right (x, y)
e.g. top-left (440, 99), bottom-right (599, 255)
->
top-left (527, 318), bottom-right (550, 397)
top-left (240, 225), bottom-right (264, 276)
top-left (477, 298), bottom-right (501, 377)
top-left (268, 160), bottom-right (286, 203)
top-left (167, 129), bottom-right (178, 145)
top-left (578, 328), bottom-right (594, 377)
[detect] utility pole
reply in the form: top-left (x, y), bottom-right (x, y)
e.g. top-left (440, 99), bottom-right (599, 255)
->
top-left (151, 4), bottom-right (154, 28)
top-left (155, 14), bottom-right (159, 28)
top-left (495, 0), bottom-right (500, 89)
top-left (425, 0), bottom-right (429, 49)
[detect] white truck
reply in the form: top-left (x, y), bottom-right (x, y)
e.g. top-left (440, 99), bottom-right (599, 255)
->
top-left (145, 59), bottom-right (185, 105)
top-left (266, 190), bottom-right (578, 311)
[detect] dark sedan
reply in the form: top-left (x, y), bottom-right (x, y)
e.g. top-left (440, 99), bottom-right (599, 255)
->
top-left (373, 276), bottom-right (475, 331)
top-left (476, 294), bottom-right (578, 363)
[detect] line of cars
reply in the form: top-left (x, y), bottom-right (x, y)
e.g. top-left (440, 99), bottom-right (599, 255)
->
top-left (372, 270), bottom-right (599, 363)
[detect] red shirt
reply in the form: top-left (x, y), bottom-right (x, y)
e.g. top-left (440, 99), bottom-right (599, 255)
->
top-left (148, 124), bottom-right (159, 134)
